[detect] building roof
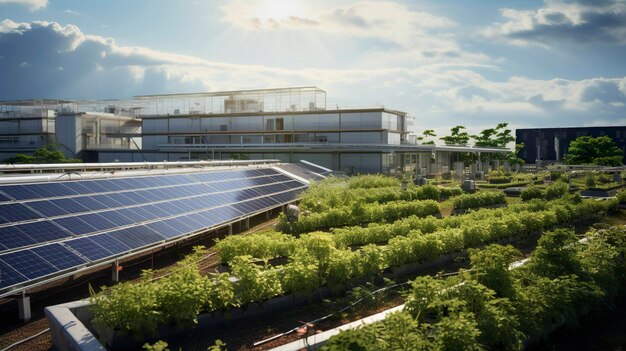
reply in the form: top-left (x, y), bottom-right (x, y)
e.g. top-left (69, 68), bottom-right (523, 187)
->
top-left (0, 99), bottom-right (74, 106)
top-left (134, 86), bottom-right (326, 99)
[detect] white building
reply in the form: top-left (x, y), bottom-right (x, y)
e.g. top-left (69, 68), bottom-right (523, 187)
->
top-left (2, 87), bottom-right (509, 175)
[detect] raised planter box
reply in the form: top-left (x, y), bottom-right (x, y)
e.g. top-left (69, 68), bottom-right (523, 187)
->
top-left (42, 231), bottom-right (549, 351)
top-left (581, 188), bottom-right (619, 197)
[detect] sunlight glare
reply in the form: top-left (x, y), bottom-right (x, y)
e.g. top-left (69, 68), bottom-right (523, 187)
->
top-left (254, 0), bottom-right (305, 20)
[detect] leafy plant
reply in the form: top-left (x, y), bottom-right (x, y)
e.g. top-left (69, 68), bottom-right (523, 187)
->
top-left (452, 191), bottom-right (506, 210)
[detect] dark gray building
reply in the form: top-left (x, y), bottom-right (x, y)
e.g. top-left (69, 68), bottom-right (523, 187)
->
top-left (516, 126), bottom-right (626, 164)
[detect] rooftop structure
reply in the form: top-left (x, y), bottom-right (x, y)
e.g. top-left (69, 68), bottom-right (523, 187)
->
top-left (135, 86), bottom-right (327, 116)
top-left (516, 126), bottom-right (626, 164)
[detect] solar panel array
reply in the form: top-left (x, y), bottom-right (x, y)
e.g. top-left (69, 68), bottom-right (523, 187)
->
top-left (0, 167), bottom-right (306, 292)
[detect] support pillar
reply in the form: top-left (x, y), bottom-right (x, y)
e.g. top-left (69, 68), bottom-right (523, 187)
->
top-left (18, 293), bottom-right (31, 321)
top-left (228, 224), bottom-right (233, 235)
top-left (112, 261), bottom-right (120, 282)
top-left (266, 211), bottom-right (270, 220)
top-left (245, 217), bottom-right (250, 229)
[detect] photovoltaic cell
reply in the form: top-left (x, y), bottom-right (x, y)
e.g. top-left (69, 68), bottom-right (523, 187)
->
top-left (88, 233), bottom-right (132, 255)
top-left (0, 250), bottom-right (57, 280)
top-left (26, 200), bottom-right (70, 217)
top-left (15, 221), bottom-right (70, 243)
top-left (0, 192), bottom-right (11, 203)
top-left (0, 226), bottom-right (37, 251)
top-left (0, 260), bottom-right (28, 288)
top-left (63, 237), bottom-right (114, 262)
top-left (0, 203), bottom-right (42, 224)
top-left (52, 217), bottom-right (97, 235)
top-left (31, 243), bottom-right (87, 271)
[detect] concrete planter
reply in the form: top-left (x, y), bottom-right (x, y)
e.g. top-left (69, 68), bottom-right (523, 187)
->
top-left (581, 188), bottom-right (620, 197)
top-left (94, 290), bottom-right (330, 350)
top-left (47, 289), bottom-right (333, 351)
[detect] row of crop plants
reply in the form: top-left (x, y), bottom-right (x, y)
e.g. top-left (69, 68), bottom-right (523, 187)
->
top-left (89, 195), bottom-right (618, 336)
top-left (322, 226), bottom-right (626, 350)
top-left (280, 183), bottom-right (506, 234)
top-left (299, 181), bottom-right (462, 213)
top-left (219, 194), bottom-right (589, 261)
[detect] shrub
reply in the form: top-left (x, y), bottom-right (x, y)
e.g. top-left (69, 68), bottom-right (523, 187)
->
top-left (520, 186), bottom-right (543, 201)
top-left (452, 191), bottom-right (506, 210)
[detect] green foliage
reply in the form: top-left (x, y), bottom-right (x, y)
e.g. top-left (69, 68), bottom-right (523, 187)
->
top-left (90, 247), bottom-right (238, 335)
top-left (520, 186), bottom-right (543, 201)
top-left (215, 231), bottom-right (296, 263)
top-left (617, 189), bottom-right (626, 204)
top-left (526, 228), bottom-right (581, 279)
top-left (207, 340), bottom-right (227, 351)
top-left (505, 143), bottom-right (526, 166)
top-left (3, 144), bottom-right (81, 164)
top-left (440, 125), bottom-right (470, 145)
top-left (278, 199), bottom-right (441, 234)
top-left (472, 123), bottom-right (514, 148)
top-left (452, 191), bottom-right (506, 210)
top-left (327, 225), bottom-right (626, 350)
top-left (281, 251), bottom-right (321, 295)
top-left (93, 187), bottom-right (624, 340)
top-left (229, 255), bottom-right (283, 304)
top-left (91, 274), bottom-right (163, 336)
top-left (566, 135), bottom-right (623, 166)
top-left (520, 182), bottom-right (568, 201)
top-left (298, 180), bottom-right (461, 213)
top-left (347, 174), bottom-right (400, 189)
top-left (143, 340), bottom-right (170, 351)
top-left (469, 244), bottom-right (520, 298)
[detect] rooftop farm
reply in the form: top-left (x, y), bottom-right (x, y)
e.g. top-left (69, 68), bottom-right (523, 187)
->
top-left (88, 171), bottom-right (626, 350)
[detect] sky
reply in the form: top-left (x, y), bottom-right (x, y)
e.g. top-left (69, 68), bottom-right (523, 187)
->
top-left (0, 0), bottom-right (625, 137)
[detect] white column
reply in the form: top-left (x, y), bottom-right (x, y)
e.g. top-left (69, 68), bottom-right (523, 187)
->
top-left (18, 294), bottom-right (31, 321)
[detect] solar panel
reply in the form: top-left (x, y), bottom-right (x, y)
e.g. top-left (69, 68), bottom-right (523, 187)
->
top-left (63, 237), bottom-right (114, 261)
top-left (31, 243), bottom-right (87, 270)
top-left (0, 226), bottom-right (37, 251)
top-left (53, 217), bottom-right (97, 235)
top-left (0, 260), bottom-right (28, 288)
top-left (87, 233), bottom-right (132, 255)
top-left (16, 221), bottom-right (70, 243)
top-left (0, 166), bottom-right (307, 294)
top-left (0, 203), bottom-right (42, 224)
top-left (0, 250), bottom-right (57, 280)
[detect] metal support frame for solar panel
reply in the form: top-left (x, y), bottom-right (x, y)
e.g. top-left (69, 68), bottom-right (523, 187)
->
top-left (0, 164), bottom-right (309, 299)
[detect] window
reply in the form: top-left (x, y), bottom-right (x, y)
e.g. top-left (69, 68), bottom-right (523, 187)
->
top-left (0, 137), bottom-right (18, 145)
top-left (220, 124), bottom-right (228, 131)
top-left (266, 119), bottom-right (274, 131)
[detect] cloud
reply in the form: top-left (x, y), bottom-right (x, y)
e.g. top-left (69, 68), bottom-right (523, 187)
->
top-left (0, 19), bottom-right (625, 133)
top-left (220, 1), bottom-right (455, 47)
top-left (63, 9), bottom-right (84, 16)
top-left (0, 0), bottom-right (47, 10)
top-left (483, 0), bottom-right (626, 46)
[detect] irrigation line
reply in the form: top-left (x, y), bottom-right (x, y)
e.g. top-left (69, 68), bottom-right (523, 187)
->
top-left (253, 264), bottom-right (519, 347)
top-left (253, 281), bottom-right (412, 347)
top-left (0, 328), bottom-right (50, 351)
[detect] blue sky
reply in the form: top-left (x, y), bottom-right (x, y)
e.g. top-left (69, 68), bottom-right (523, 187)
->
top-left (1, 0), bottom-right (625, 136)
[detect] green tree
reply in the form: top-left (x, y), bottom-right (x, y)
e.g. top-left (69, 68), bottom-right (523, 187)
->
top-left (3, 144), bottom-right (80, 164)
top-left (472, 123), bottom-right (514, 148)
top-left (440, 125), bottom-right (470, 145)
top-left (565, 135), bottom-right (623, 166)
top-left (505, 143), bottom-right (525, 166)
top-left (418, 129), bottom-right (437, 145)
